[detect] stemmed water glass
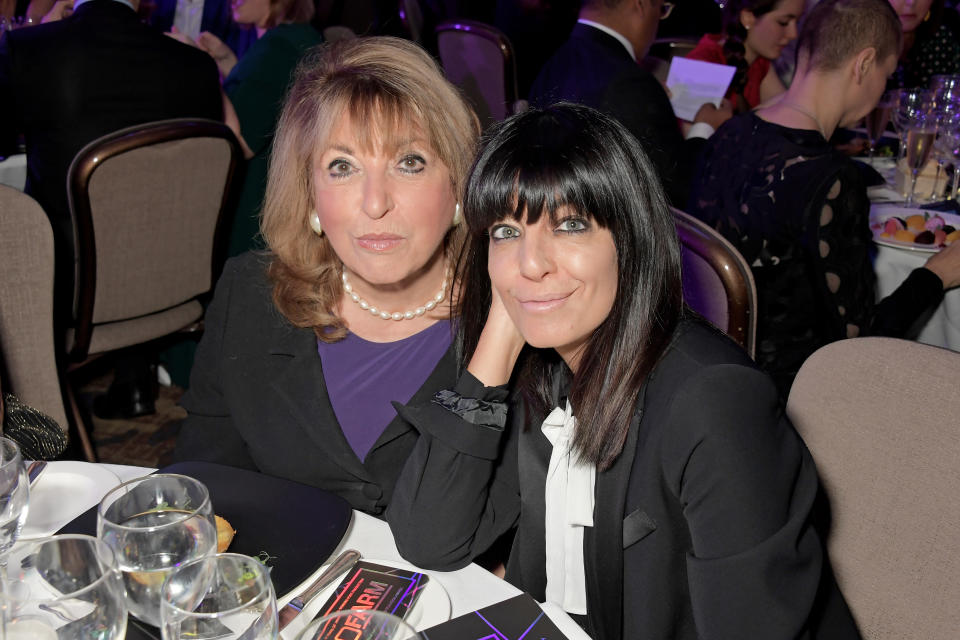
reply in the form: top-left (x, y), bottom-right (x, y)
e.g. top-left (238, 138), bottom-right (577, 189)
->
top-left (903, 107), bottom-right (938, 206)
top-left (1, 534), bottom-right (128, 639)
top-left (160, 553), bottom-right (278, 640)
top-left (929, 102), bottom-right (960, 199)
top-left (97, 474), bottom-right (217, 627)
top-left (0, 437), bottom-right (30, 566)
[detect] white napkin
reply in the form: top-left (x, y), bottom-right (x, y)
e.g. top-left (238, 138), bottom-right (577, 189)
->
top-left (541, 401), bottom-right (595, 615)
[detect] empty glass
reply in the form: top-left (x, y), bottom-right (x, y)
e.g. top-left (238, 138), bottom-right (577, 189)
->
top-left (0, 437), bottom-right (30, 560)
top-left (97, 474), bottom-right (217, 627)
top-left (160, 553), bottom-right (278, 640)
top-left (297, 610), bottom-right (421, 640)
top-left (1, 534), bottom-right (127, 639)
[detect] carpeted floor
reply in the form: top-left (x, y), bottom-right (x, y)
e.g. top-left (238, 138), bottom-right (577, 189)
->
top-left (79, 373), bottom-right (185, 469)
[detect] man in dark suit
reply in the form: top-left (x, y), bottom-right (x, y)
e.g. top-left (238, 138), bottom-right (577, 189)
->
top-left (529, 0), bottom-right (730, 205)
top-left (0, 0), bottom-right (223, 418)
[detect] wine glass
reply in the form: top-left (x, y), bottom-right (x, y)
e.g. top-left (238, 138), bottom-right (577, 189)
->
top-left (97, 474), bottom-right (217, 627)
top-left (1, 534), bottom-right (128, 639)
top-left (940, 129), bottom-right (960, 201)
top-left (160, 553), bottom-right (278, 640)
top-left (0, 437), bottom-right (30, 561)
top-left (297, 610), bottom-right (421, 640)
top-left (929, 102), bottom-right (960, 199)
top-left (865, 92), bottom-right (896, 160)
top-left (904, 109), bottom-right (938, 206)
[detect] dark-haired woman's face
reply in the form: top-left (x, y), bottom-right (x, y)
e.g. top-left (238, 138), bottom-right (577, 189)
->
top-left (742, 0), bottom-right (803, 61)
top-left (487, 208), bottom-right (618, 370)
top-left (888, 0), bottom-right (934, 33)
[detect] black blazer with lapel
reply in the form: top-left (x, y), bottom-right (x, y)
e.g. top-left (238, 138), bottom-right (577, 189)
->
top-left (174, 253), bottom-right (460, 516)
top-left (0, 0), bottom-right (222, 285)
top-left (390, 320), bottom-right (861, 639)
top-left (529, 23), bottom-right (704, 206)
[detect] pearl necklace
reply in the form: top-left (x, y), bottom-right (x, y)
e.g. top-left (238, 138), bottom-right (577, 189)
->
top-left (778, 101), bottom-right (827, 139)
top-left (341, 267), bottom-right (450, 321)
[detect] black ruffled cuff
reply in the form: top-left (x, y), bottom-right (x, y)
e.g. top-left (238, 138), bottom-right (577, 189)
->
top-left (431, 390), bottom-right (507, 430)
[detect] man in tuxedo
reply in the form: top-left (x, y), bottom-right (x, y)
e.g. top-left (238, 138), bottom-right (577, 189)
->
top-left (0, 0), bottom-right (223, 418)
top-left (529, 0), bottom-right (730, 205)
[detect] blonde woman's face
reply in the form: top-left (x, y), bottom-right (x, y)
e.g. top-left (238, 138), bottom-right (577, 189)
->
top-left (312, 116), bottom-right (457, 294)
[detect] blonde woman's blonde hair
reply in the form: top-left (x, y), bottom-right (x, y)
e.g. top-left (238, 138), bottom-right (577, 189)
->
top-left (261, 36), bottom-right (480, 341)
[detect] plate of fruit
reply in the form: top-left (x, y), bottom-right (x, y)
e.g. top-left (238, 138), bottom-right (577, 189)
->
top-left (869, 207), bottom-right (960, 252)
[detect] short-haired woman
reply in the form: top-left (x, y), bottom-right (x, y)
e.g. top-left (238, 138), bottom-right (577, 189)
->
top-left (690, 0), bottom-right (960, 395)
top-left (174, 37), bottom-right (481, 517)
top-left (389, 103), bottom-right (861, 639)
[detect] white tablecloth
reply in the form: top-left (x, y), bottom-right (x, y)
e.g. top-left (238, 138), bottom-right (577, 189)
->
top-left (873, 242), bottom-right (960, 350)
top-left (864, 157), bottom-right (960, 351)
top-left (0, 153), bottom-right (26, 190)
top-left (18, 462), bottom-right (589, 639)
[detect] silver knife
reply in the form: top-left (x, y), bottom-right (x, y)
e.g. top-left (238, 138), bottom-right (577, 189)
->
top-left (277, 549), bottom-right (361, 630)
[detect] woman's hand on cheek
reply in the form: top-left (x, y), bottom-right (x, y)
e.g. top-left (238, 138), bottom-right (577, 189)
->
top-left (466, 287), bottom-right (526, 387)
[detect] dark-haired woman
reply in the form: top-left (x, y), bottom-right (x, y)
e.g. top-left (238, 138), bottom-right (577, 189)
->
top-left (387, 103), bottom-right (861, 639)
top-left (686, 0), bottom-right (803, 111)
top-left (887, 0), bottom-right (960, 88)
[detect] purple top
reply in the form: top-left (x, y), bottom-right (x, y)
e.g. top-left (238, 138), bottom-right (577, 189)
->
top-left (317, 319), bottom-right (452, 461)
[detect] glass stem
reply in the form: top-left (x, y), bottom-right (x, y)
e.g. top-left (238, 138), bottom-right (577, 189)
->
top-left (931, 161), bottom-right (943, 199)
top-left (950, 166), bottom-right (960, 201)
top-left (907, 170), bottom-right (920, 206)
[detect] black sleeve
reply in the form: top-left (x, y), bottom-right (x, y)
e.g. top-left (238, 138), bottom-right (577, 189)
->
top-left (174, 260), bottom-right (258, 469)
top-left (662, 363), bottom-right (832, 637)
top-left (871, 267), bottom-right (944, 336)
top-left (0, 34), bottom-right (19, 157)
top-left (387, 372), bottom-right (521, 571)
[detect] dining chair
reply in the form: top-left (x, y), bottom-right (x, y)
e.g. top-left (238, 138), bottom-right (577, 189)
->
top-left (435, 19), bottom-right (524, 126)
top-left (63, 118), bottom-right (242, 460)
top-left (0, 186), bottom-right (71, 434)
top-left (786, 337), bottom-right (960, 640)
top-left (672, 208), bottom-right (757, 358)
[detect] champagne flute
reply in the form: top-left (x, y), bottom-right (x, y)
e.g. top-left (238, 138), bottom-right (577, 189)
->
top-left (160, 553), bottom-right (278, 640)
top-left (1, 534), bottom-right (128, 639)
top-left (97, 474), bottom-right (217, 627)
top-left (0, 437), bottom-right (30, 563)
top-left (904, 111), bottom-right (938, 206)
top-left (297, 610), bottom-right (421, 640)
top-left (895, 89), bottom-right (934, 164)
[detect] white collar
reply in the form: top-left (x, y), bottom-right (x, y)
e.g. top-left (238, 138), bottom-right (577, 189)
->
top-left (578, 18), bottom-right (637, 62)
top-left (541, 400), bottom-right (596, 615)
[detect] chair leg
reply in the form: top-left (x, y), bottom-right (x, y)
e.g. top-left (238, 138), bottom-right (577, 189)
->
top-left (64, 382), bottom-right (98, 463)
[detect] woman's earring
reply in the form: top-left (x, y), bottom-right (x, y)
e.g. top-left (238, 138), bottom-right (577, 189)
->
top-left (309, 211), bottom-right (323, 236)
top-left (453, 202), bottom-right (463, 226)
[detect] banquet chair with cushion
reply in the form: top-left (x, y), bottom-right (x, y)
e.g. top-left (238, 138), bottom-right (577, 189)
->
top-left (0, 186), bottom-right (71, 435)
top-left (673, 208), bottom-right (757, 357)
top-left (786, 337), bottom-right (960, 640)
top-left (63, 118), bottom-right (242, 460)
top-left (435, 19), bottom-right (524, 127)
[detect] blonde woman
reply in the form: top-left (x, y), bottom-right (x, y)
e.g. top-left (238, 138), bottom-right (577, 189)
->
top-left (174, 37), bottom-right (480, 517)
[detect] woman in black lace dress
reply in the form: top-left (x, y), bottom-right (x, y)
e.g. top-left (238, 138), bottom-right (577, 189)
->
top-left (690, 0), bottom-right (960, 395)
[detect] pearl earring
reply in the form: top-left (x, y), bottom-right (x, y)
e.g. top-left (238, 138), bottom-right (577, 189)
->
top-left (453, 203), bottom-right (463, 226)
top-left (309, 211), bottom-right (323, 236)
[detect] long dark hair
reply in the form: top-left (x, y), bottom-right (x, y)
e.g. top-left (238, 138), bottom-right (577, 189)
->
top-left (722, 0), bottom-right (784, 94)
top-left (456, 104), bottom-right (683, 471)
